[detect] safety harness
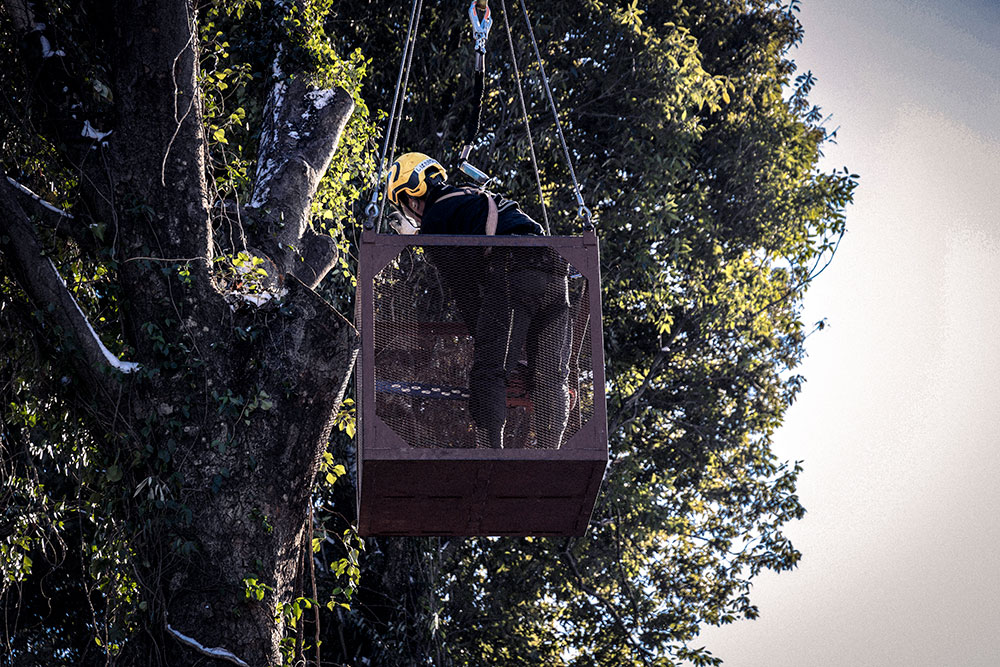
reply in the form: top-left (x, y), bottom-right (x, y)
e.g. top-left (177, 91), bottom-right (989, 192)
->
top-left (433, 186), bottom-right (499, 236)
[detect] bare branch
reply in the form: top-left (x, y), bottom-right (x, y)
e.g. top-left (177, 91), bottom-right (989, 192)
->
top-left (0, 174), bottom-right (135, 401)
top-left (246, 73), bottom-right (354, 281)
top-left (4, 176), bottom-right (102, 254)
top-left (166, 623), bottom-right (250, 667)
top-left (561, 545), bottom-right (653, 666)
top-left (607, 314), bottom-right (687, 438)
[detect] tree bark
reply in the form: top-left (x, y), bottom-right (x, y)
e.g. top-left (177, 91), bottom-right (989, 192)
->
top-left (1, 1), bottom-right (362, 664)
top-left (247, 76), bottom-right (354, 286)
top-left (125, 279), bottom-right (359, 666)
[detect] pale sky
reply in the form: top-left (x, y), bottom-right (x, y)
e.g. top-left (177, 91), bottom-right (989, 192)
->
top-left (693, 1), bottom-right (1000, 665)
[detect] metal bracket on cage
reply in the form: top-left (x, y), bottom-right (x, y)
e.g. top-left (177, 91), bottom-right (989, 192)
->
top-left (575, 192), bottom-right (594, 231)
top-left (364, 201), bottom-right (380, 230)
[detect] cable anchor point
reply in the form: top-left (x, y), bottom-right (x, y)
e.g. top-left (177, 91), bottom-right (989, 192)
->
top-left (469, 0), bottom-right (493, 58)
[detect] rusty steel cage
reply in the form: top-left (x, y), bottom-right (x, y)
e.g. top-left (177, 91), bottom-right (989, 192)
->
top-left (357, 229), bottom-right (608, 536)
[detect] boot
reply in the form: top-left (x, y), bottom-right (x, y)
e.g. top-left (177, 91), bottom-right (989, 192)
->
top-left (475, 426), bottom-right (503, 449)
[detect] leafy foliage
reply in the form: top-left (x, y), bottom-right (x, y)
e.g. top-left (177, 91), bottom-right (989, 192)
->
top-left (323, 0), bottom-right (855, 664)
top-left (0, 0), bottom-right (855, 664)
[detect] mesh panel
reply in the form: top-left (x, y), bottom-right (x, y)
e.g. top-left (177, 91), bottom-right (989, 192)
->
top-left (373, 243), bottom-right (594, 449)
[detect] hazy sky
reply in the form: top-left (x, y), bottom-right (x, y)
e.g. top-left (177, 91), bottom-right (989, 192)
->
top-left (692, 1), bottom-right (1000, 665)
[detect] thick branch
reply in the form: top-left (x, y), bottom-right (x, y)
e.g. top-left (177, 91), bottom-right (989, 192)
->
top-left (4, 176), bottom-right (100, 254)
top-left (246, 75), bottom-right (354, 281)
top-left (156, 278), bottom-right (358, 665)
top-left (265, 276), bottom-right (359, 483)
top-left (166, 623), bottom-right (250, 667)
top-left (291, 229), bottom-right (339, 289)
top-left (104, 0), bottom-right (236, 356)
top-left (0, 174), bottom-right (134, 405)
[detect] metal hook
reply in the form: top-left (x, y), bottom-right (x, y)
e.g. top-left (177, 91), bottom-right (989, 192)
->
top-left (468, 0), bottom-right (492, 56)
top-left (364, 202), bottom-right (380, 229)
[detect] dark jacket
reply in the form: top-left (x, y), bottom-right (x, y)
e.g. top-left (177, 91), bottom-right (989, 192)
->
top-left (419, 183), bottom-right (544, 236)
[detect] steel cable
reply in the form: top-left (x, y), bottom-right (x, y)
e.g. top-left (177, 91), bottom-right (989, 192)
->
top-left (516, 0), bottom-right (594, 230)
top-left (498, 0), bottom-right (550, 234)
top-left (365, 0), bottom-right (423, 230)
top-left (380, 0), bottom-right (425, 232)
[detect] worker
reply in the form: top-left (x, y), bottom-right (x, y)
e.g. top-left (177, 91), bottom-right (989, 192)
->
top-left (386, 152), bottom-right (571, 449)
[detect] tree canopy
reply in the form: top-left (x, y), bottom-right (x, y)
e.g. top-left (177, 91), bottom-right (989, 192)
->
top-left (1, 0), bottom-right (855, 665)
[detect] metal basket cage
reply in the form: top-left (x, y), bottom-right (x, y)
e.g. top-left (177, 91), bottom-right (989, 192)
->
top-left (357, 231), bottom-right (607, 536)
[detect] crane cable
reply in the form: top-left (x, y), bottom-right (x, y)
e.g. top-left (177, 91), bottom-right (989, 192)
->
top-left (364, 0), bottom-right (424, 231)
top-left (363, 0), bottom-right (594, 233)
top-left (498, 0), bottom-right (549, 235)
top-left (515, 0), bottom-right (594, 231)
top-left (382, 0), bottom-right (426, 232)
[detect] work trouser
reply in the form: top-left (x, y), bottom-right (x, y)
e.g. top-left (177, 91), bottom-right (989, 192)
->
top-left (470, 250), bottom-right (571, 448)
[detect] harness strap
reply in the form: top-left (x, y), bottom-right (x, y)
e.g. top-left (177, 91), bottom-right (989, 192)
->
top-left (434, 187), bottom-right (498, 235)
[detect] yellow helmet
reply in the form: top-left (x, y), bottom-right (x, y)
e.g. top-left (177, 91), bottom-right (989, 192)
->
top-left (387, 152), bottom-right (447, 206)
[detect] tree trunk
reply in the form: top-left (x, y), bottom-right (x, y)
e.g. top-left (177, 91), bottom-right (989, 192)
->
top-left (0, 1), bottom-right (361, 664)
top-left (112, 285), bottom-right (357, 665)
top-left (108, 3), bottom-right (359, 663)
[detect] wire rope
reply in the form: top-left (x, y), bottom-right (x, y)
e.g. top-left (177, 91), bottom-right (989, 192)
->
top-left (498, 0), bottom-right (549, 235)
top-left (516, 0), bottom-right (594, 230)
top-left (379, 0), bottom-right (425, 232)
top-left (364, 0), bottom-right (423, 230)
top-left (365, 0), bottom-right (594, 234)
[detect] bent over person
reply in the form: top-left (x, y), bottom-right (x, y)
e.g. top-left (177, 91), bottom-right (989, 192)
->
top-left (386, 152), bottom-right (571, 449)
